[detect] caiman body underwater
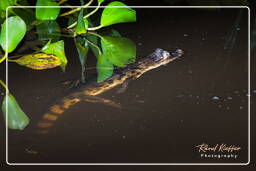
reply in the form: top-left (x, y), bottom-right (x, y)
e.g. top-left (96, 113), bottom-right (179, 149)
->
top-left (36, 48), bottom-right (184, 134)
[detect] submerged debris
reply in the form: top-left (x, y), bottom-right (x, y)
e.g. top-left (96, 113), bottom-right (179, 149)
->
top-left (212, 96), bottom-right (220, 100)
top-left (227, 96), bottom-right (233, 100)
top-left (25, 148), bottom-right (38, 155)
top-left (176, 94), bottom-right (184, 98)
top-left (234, 90), bottom-right (239, 94)
top-left (136, 100), bottom-right (145, 103)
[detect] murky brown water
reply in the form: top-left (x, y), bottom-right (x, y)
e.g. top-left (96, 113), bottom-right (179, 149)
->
top-left (0, 8), bottom-right (253, 164)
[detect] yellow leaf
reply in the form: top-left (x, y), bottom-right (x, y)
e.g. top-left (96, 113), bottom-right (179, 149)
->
top-left (12, 53), bottom-right (62, 70)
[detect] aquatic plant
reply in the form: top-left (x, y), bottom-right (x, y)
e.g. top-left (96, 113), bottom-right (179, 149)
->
top-left (0, 0), bottom-right (137, 129)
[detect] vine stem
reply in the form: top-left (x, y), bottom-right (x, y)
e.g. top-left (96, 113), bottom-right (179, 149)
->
top-left (67, 1), bottom-right (101, 29)
top-left (58, 0), bottom-right (68, 5)
top-left (87, 31), bottom-right (103, 39)
top-left (0, 52), bottom-right (7, 64)
top-left (7, 59), bottom-right (16, 62)
top-left (60, 0), bottom-right (94, 17)
top-left (0, 79), bottom-right (8, 93)
top-left (35, 32), bottom-right (75, 38)
top-left (86, 39), bottom-right (102, 55)
top-left (87, 25), bottom-right (103, 31)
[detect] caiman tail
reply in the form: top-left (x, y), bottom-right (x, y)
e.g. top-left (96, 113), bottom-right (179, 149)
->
top-left (36, 48), bottom-right (184, 134)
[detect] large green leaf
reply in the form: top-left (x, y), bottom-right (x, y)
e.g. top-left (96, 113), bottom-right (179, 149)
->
top-left (0, 0), bottom-right (10, 11)
top-left (97, 53), bottom-right (114, 82)
top-left (75, 37), bottom-right (89, 66)
top-left (0, 0), bottom-right (17, 11)
top-left (100, 1), bottom-right (136, 27)
top-left (13, 8), bottom-right (35, 31)
top-left (0, 16), bottom-right (26, 53)
top-left (101, 36), bottom-right (136, 67)
top-left (36, 0), bottom-right (60, 21)
top-left (2, 93), bottom-right (29, 130)
top-left (75, 37), bottom-right (89, 82)
top-left (75, 0), bottom-right (88, 35)
top-left (75, 16), bottom-right (89, 35)
top-left (36, 20), bottom-right (60, 40)
top-left (41, 40), bottom-right (67, 70)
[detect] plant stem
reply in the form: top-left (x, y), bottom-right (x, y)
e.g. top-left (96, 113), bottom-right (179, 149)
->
top-left (87, 24), bottom-right (103, 31)
top-left (0, 79), bottom-right (8, 93)
top-left (58, 0), bottom-right (68, 5)
top-left (0, 52), bottom-right (7, 64)
top-left (7, 59), bottom-right (16, 62)
top-left (87, 31), bottom-right (103, 39)
top-left (60, 0), bottom-right (93, 17)
top-left (7, 54), bottom-right (23, 59)
top-left (67, 1), bottom-right (101, 29)
top-left (31, 20), bottom-right (42, 26)
top-left (83, 2), bottom-right (101, 20)
top-left (86, 39), bottom-right (102, 55)
top-left (37, 32), bottom-right (75, 38)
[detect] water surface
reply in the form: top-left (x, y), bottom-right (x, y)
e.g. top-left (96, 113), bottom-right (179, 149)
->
top-left (0, 8), bottom-right (252, 164)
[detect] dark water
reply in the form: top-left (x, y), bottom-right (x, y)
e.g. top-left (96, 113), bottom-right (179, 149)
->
top-left (0, 8), bottom-right (253, 164)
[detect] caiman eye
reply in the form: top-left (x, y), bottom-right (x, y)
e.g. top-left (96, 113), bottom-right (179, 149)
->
top-left (161, 50), bottom-right (170, 58)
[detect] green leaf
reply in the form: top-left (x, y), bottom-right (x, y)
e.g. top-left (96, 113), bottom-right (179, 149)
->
top-left (2, 93), bottom-right (29, 130)
top-left (13, 8), bottom-right (35, 31)
top-left (100, 1), bottom-right (136, 27)
top-left (0, 16), bottom-right (26, 53)
top-left (75, 37), bottom-right (89, 82)
top-left (75, 4), bottom-right (88, 35)
top-left (36, 20), bottom-right (60, 40)
top-left (36, 0), bottom-right (60, 21)
top-left (98, 0), bottom-right (105, 3)
top-left (0, 0), bottom-right (17, 11)
top-left (97, 53), bottom-right (114, 82)
top-left (41, 40), bottom-right (67, 70)
top-left (12, 53), bottom-right (62, 70)
top-left (0, 0), bottom-right (10, 11)
top-left (101, 36), bottom-right (136, 67)
top-left (86, 34), bottom-right (100, 57)
top-left (75, 37), bottom-right (89, 66)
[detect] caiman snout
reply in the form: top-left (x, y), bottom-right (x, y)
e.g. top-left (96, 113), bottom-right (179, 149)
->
top-left (171, 49), bottom-right (184, 58)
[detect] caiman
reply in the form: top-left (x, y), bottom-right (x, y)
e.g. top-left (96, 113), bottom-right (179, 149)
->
top-left (36, 48), bottom-right (184, 134)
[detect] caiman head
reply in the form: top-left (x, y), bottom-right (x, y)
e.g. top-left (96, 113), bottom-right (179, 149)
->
top-left (137, 48), bottom-right (184, 70)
